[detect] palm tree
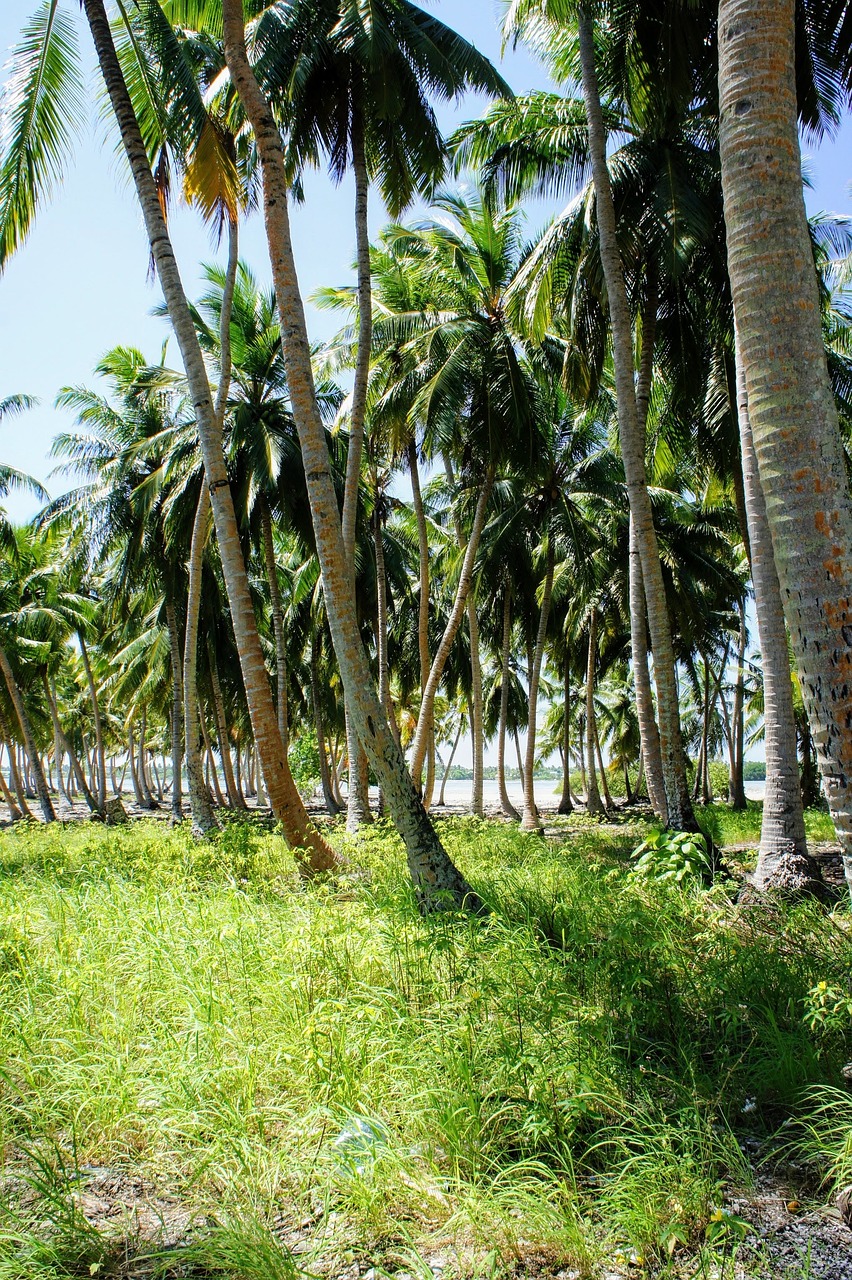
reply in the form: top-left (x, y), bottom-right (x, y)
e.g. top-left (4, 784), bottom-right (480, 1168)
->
top-left (719, 0), bottom-right (852, 894)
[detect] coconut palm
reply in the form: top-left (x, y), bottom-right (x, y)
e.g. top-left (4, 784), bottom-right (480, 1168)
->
top-left (719, 0), bottom-right (852, 894)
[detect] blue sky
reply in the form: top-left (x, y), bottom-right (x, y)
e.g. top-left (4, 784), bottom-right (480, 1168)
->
top-left (1, 0), bottom-right (852, 524)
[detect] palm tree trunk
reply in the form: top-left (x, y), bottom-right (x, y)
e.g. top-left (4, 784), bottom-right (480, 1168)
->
top-left (165, 600), bottom-right (184, 822)
top-left (81, 0), bottom-right (336, 872)
top-left (558, 653), bottom-right (574, 815)
top-left (629, 521), bottom-right (667, 821)
top-left (409, 466), bottom-right (496, 790)
top-left (594, 716), bottom-right (614, 811)
top-left (734, 333), bottom-right (817, 888)
top-left (127, 727), bottom-right (144, 808)
top-left (438, 719), bottom-right (464, 807)
top-left (311, 639), bottom-right (341, 817)
top-left (0, 746), bottom-right (22, 820)
top-left (0, 644), bottom-right (53, 821)
top-left (260, 498), bottom-right (290, 752)
top-left (498, 585), bottom-right (521, 821)
top-left (208, 643), bottom-right (243, 809)
top-left (185, 216), bottom-right (238, 834)
top-left (0, 714), bottom-right (30, 819)
top-left (332, 113), bottom-right (375, 832)
top-left (522, 538), bottom-right (556, 831)
top-left (727, 610), bottom-right (748, 810)
top-left (78, 633), bottom-right (106, 812)
top-left (372, 491), bottom-right (393, 738)
top-left (43, 674), bottom-right (97, 813)
top-left (584, 609), bottom-right (605, 817)
top-left (631, 289), bottom-right (668, 822)
top-left (184, 488), bottom-right (218, 832)
top-left (577, 10), bottom-right (694, 831)
top-left (222, 0), bottom-right (482, 906)
top-left (198, 710), bottom-right (222, 806)
top-left (408, 441), bottom-right (436, 807)
top-left (720, 0), bottom-right (852, 893)
top-left (514, 728), bottom-right (526, 793)
top-left (137, 712), bottom-right (157, 809)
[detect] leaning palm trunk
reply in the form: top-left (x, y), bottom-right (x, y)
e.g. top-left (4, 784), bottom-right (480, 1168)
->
top-left (577, 11), bottom-right (694, 830)
top-left (735, 331), bottom-right (817, 890)
top-left (438, 720), bottom-right (464, 807)
top-left (719, 0), bottom-right (852, 895)
top-left (165, 601), bottom-right (184, 822)
top-left (498, 586), bottom-right (521, 821)
top-left (584, 610), bottom-right (605, 817)
top-left (82, 0), bottom-right (336, 874)
top-left (0, 645), bottom-right (54, 821)
top-left (78, 633), bottom-right (106, 811)
top-left (522, 538), bottom-right (555, 831)
top-left (222, 0), bottom-right (478, 910)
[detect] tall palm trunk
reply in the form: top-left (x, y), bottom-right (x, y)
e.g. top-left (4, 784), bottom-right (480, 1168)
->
top-left (185, 215), bottom-right (238, 834)
top-left (522, 537), bottom-right (556, 831)
top-left (719, 0), bottom-right (852, 893)
top-left (340, 113), bottom-right (374, 832)
top-left (735, 333), bottom-right (817, 888)
top-left (630, 290), bottom-right (668, 822)
top-left (165, 600), bottom-right (184, 822)
top-left (558, 653), bottom-right (574, 815)
top-left (43, 674), bottom-right (97, 813)
top-left (222, 0), bottom-right (477, 909)
top-left (81, 0), bottom-right (336, 873)
top-left (577, 11), bottom-right (694, 830)
top-left (78, 633), bottom-right (106, 812)
top-left (260, 498), bottom-right (290, 752)
top-left (184, 489), bottom-right (218, 832)
top-left (0, 645), bottom-right (54, 821)
top-left (584, 609), bottom-right (605, 817)
top-left (408, 441), bottom-right (436, 807)
top-left (498, 586), bottom-right (521, 821)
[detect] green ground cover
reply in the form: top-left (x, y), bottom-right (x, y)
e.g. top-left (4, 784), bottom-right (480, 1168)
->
top-left (0, 816), bottom-right (849, 1278)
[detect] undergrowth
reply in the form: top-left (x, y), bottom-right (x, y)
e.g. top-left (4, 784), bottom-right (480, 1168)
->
top-left (0, 816), bottom-right (848, 1278)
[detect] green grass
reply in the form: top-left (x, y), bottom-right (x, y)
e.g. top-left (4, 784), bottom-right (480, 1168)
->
top-left (697, 800), bottom-right (837, 850)
top-left (0, 816), bottom-right (849, 1278)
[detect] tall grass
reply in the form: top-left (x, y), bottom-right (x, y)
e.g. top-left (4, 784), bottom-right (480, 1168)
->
top-left (0, 816), bottom-right (848, 1277)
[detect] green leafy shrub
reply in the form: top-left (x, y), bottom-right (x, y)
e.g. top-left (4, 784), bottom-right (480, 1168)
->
top-left (631, 829), bottom-right (710, 884)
